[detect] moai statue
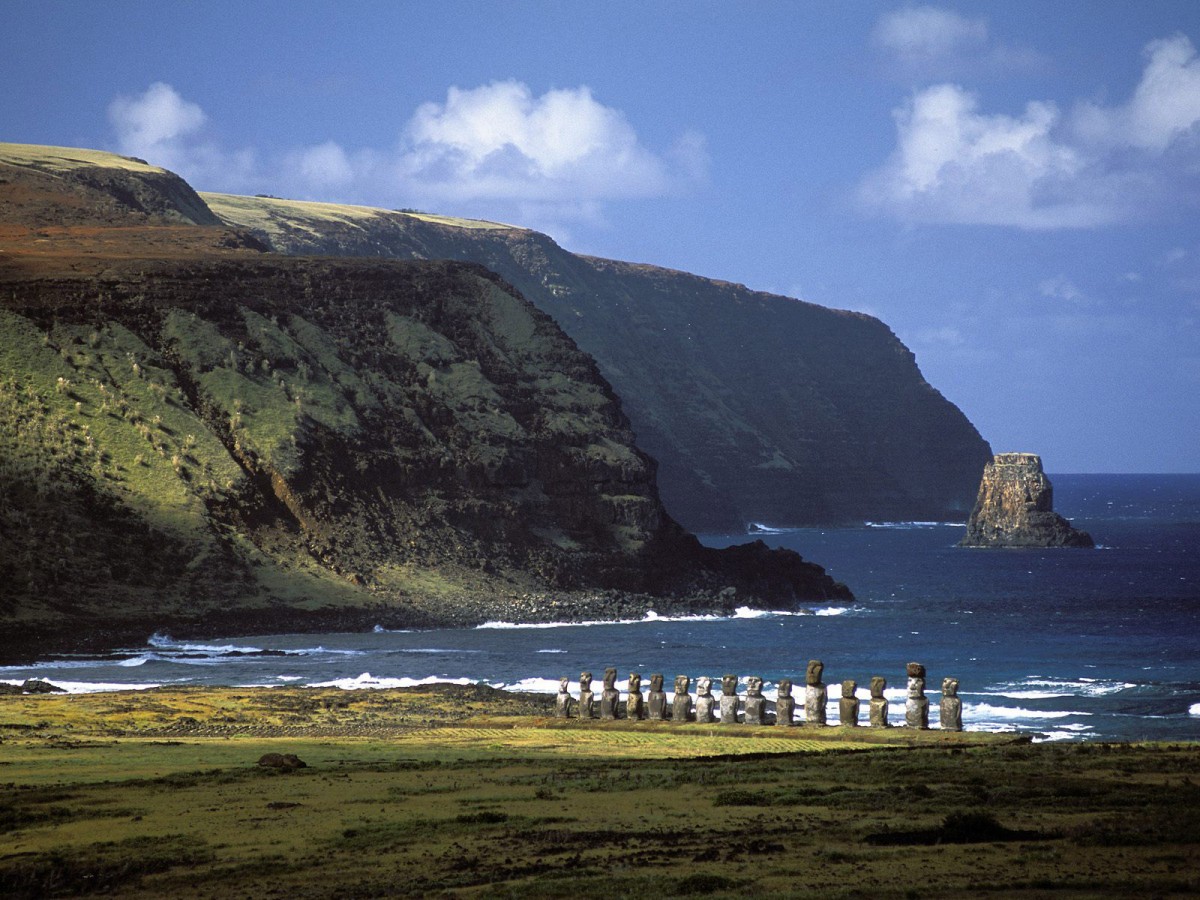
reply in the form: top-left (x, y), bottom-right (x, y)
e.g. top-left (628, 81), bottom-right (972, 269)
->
top-left (671, 675), bottom-right (692, 722)
top-left (839, 679), bottom-right (860, 727)
top-left (805, 659), bottom-right (827, 726)
top-left (694, 676), bottom-right (716, 723)
top-left (940, 676), bottom-right (963, 731)
top-left (905, 662), bottom-right (929, 729)
top-left (646, 673), bottom-right (668, 720)
top-left (626, 672), bottom-right (645, 720)
top-left (555, 676), bottom-right (571, 718)
top-left (868, 676), bottom-right (889, 727)
top-left (578, 671), bottom-right (595, 719)
top-left (719, 674), bottom-right (740, 724)
top-left (775, 678), bottom-right (796, 726)
top-left (744, 676), bottom-right (766, 725)
top-left (600, 667), bottom-right (620, 720)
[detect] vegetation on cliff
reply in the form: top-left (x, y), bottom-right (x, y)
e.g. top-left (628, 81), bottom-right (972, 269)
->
top-left (202, 190), bottom-right (994, 530)
top-left (0, 143), bottom-right (848, 653)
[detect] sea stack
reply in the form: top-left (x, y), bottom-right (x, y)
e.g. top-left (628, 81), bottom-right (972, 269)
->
top-left (960, 453), bottom-right (1094, 548)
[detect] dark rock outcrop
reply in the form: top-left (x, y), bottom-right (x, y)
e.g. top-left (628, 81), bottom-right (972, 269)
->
top-left (960, 453), bottom-right (1094, 548)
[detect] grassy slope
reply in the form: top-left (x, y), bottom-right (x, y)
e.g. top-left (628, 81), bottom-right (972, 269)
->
top-left (0, 688), bottom-right (1196, 898)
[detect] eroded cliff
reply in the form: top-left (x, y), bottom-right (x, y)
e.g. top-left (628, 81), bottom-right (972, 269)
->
top-left (0, 144), bottom-right (849, 655)
top-left (201, 192), bottom-right (994, 530)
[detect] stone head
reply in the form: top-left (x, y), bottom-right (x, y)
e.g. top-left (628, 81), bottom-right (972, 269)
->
top-left (603, 667), bottom-right (617, 689)
top-left (942, 677), bottom-right (959, 697)
top-left (721, 673), bottom-right (738, 694)
top-left (696, 676), bottom-right (712, 696)
top-left (628, 672), bottom-right (641, 692)
top-left (747, 676), bottom-right (763, 697)
top-left (778, 678), bottom-right (792, 698)
top-left (806, 659), bottom-right (824, 686)
top-left (650, 673), bottom-right (664, 692)
top-left (580, 671), bottom-right (592, 691)
top-left (841, 679), bottom-right (856, 699)
top-left (906, 661), bottom-right (926, 678)
top-left (674, 674), bottom-right (690, 694)
top-left (908, 677), bottom-right (925, 697)
top-left (559, 676), bottom-right (569, 693)
top-left (870, 676), bottom-right (886, 699)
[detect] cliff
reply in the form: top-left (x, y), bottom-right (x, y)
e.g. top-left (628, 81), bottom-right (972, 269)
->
top-left (201, 192), bottom-right (994, 530)
top-left (0, 143), bottom-right (849, 656)
top-left (960, 453), bottom-right (1094, 548)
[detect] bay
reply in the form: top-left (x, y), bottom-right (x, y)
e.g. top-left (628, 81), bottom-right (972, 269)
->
top-left (5, 474), bottom-right (1198, 742)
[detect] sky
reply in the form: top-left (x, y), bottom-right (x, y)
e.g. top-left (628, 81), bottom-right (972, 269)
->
top-left (4, 1), bottom-right (1199, 473)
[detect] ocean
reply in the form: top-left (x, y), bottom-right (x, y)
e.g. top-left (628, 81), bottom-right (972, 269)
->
top-left (4, 474), bottom-right (1198, 742)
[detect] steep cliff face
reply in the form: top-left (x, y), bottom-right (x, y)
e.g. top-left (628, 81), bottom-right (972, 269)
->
top-left (0, 145), bottom-right (849, 654)
top-left (960, 453), bottom-right (1094, 548)
top-left (201, 192), bottom-right (994, 530)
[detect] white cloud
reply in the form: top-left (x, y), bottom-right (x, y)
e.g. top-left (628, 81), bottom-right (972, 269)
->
top-left (108, 82), bottom-right (206, 167)
top-left (872, 5), bottom-right (1043, 78)
top-left (861, 34), bottom-right (1200, 228)
top-left (395, 81), bottom-right (674, 204)
top-left (873, 6), bottom-right (986, 66)
top-left (107, 80), bottom-right (700, 236)
top-left (1038, 275), bottom-right (1086, 304)
top-left (1074, 34), bottom-right (1200, 152)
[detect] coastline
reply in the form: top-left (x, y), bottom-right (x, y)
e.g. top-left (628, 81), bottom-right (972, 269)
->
top-left (1, 684), bottom-right (1197, 897)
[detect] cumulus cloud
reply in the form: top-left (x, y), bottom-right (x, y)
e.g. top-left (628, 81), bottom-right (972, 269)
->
top-left (108, 82), bottom-right (206, 167)
top-left (395, 81), bottom-right (679, 206)
top-left (108, 82), bottom-right (257, 191)
top-left (107, 80), bottom-right (701, 235)
top-left (860, 34), bottom-right (1200, 228)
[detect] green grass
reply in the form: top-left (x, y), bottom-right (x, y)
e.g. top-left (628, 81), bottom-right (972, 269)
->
top-left (0, 688), bottom-right (1197, 898)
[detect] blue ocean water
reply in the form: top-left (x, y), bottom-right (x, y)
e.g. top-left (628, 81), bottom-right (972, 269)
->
top-left (4, 474), bottom-right (1198, 742)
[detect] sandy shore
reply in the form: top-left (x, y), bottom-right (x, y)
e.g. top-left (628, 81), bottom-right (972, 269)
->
top-left (1, 684), bottom-right (1197, 898)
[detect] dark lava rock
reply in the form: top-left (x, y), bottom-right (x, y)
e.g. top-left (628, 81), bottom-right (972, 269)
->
top-left (257, 753), bottom-right (307, 770)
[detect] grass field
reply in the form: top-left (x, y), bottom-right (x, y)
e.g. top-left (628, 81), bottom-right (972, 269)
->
top-left (1, 685), bottom-right (1197, 898)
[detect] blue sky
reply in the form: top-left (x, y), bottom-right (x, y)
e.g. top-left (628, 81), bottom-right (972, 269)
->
top-left (5, 2), bottom-right (1199, 472)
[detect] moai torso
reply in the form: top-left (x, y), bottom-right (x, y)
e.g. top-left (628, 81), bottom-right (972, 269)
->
top-left (671, 675), bottom-right (692, 722)
top-left (719, 674), bottom-right (740, 724)
top-left (600, 667), bottom-right (620, 720)
top-left (805, 659), bottom-right (827, 726)
top-left (647, 673), bottom-right (667, 720)
top-left (905, 662), bottom-right (929, 729)
top-left (869, 676), bottom-right (889, 727)
top-left (839, 679), bottom-right (859, 726)
top-left (694, 676), bottom-right (716, 723)
top-left (744, 676), bottom-right (766, 725)
top-left (578, 671), bottom-right (594, 719)
top-left (775, 678), bottom-right (796, 726)
top-left (626, 672), bottom-right (644, 720)
top-left (940, 677), bottom-right (963, 731)
top-left (555, 677), bottom-right (571, 718)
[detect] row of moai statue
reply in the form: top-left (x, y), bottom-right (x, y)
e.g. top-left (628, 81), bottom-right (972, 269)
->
top-left (554, 661), bottom-right (963, 730)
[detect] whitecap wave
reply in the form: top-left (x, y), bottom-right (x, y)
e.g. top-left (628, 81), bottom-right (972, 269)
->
top-left (967, 702), bottom-right (1088, 720)
top-left (987, 677), bottom-right (1135, 699)
top-left (308, 673), bottom-right (478, 690)
top-left (1189, 702), bottom-right (1200, 717)
top-left (747, 522), bottom-right (796, 534)
top-left (475, 607), bottom-right (812, 629)
top-left (864, 521), bottom-right (965, 529)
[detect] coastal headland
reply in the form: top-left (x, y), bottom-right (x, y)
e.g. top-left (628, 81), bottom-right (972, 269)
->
top-left (1, 684), bottom-right (1197, 898)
